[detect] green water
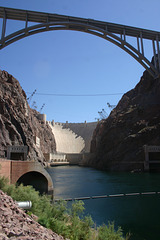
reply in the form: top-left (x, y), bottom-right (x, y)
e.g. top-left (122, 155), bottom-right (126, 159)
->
top-left (47, 166), bottom-right (160, 240)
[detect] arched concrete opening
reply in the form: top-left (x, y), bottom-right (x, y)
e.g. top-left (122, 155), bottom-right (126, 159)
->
top-left (17, 171), bottom-right (48, 195)
top-left (10, 161), bottom-right (54, 196)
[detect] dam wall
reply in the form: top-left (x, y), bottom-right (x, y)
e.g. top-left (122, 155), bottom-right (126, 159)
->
top-left (48, 121), bottom-right (97, 154)
top-left (61, 121), bottom-right (97, 152)
top-left (48, 122), bottom-right (85, 153)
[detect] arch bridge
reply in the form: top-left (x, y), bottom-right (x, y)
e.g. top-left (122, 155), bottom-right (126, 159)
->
top-left (1, 7), bottom-right (160, 78)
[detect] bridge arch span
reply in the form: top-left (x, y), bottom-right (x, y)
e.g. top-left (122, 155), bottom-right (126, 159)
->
top-left (1, 7), bottom-right (160, 78)
top-left (1, 21), bottom-right (158, 78)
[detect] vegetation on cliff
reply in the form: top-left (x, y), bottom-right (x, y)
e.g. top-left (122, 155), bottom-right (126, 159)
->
top-left (0, 175), bottom-right (130, 240)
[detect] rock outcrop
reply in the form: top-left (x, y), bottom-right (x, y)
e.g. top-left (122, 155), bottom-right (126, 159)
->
top-left (0, 190), bottom-right (65, 240)
top-left (0, 70), bottom-right (56, 164)
top-left (90, 69), bottom-right (160, 171)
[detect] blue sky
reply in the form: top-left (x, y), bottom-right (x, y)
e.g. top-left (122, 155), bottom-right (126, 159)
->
top-left (0, 0), bottom-right (160, 123)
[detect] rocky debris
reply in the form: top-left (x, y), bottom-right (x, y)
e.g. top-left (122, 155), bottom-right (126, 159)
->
top-left (90, 69), bottom-right (160, 171)
top-left (0, 190), bottom-right (65, 240)
top-left (0, 70), bottom-right (56, 164)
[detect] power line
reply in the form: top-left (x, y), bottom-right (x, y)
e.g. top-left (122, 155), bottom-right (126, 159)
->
top-left (26, 92), bottom-right (124, 97)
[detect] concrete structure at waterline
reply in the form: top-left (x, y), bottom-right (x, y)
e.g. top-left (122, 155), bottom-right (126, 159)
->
top-left (0, 159), bottom-right (54, 195)
top-left (144, 145), bottom-right (160, 171)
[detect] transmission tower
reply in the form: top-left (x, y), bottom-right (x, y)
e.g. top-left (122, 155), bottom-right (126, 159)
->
top-left (27, 89), bottom-right (37, 104)
top-left (31, 101), bottom-right (37, 109)
top-left (98, 108), bottom-right (108, 120)
top-left (107, 102), bottom-right (116, 110)
top-left (39, 103), bottom-right (45, 113)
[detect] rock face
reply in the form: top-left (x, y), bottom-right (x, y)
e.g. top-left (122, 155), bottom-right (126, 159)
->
top-left (90, 70), bottom-right (160, 171)
top-left (0, 190), bottom-right (65, 240)
top-left (0, 70), bottom-right (56, 164)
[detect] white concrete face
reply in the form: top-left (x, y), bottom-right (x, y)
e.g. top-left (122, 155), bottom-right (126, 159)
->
top-left (48, 122), bottom-right (85, 153)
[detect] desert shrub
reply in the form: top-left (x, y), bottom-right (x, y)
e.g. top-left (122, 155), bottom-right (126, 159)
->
top-left (68, 201), bottom-right (94, 240)
top-left (97, 222), bottom-right (131, 240)
top-left (0, 175), bottom-right (9, 189)
top-left (46, 201), bottom-right (94, 239)
top-left (0, 175), bottom-right (129, 240)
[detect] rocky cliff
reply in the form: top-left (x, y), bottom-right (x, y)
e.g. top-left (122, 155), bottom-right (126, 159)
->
top-left (0, 190), bottom-right (64, 240)
top-left (0, 70), bottom-right (56, 164)
top-left (90, 69), bottom-right (160, 171)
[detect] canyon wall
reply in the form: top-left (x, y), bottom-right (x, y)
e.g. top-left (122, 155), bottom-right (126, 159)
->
top-left (89, 69), bottom-right (160, 171)
top-left (0, 70), bottom-right (56, 164)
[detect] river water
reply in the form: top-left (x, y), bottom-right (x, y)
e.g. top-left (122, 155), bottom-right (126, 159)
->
top-left (47, 166), bottom-right (160, 240)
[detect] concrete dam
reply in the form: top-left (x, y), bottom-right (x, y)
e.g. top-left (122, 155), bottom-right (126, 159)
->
top-left (47, 121), bottom-right (97, 165)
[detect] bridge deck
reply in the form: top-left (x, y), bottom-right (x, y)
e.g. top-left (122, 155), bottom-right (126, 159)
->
top-left (0, 7), bottom-right (160, 40)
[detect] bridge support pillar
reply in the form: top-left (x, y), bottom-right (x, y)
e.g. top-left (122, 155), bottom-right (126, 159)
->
top-left (1, 10), bottom-right (6, 41)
